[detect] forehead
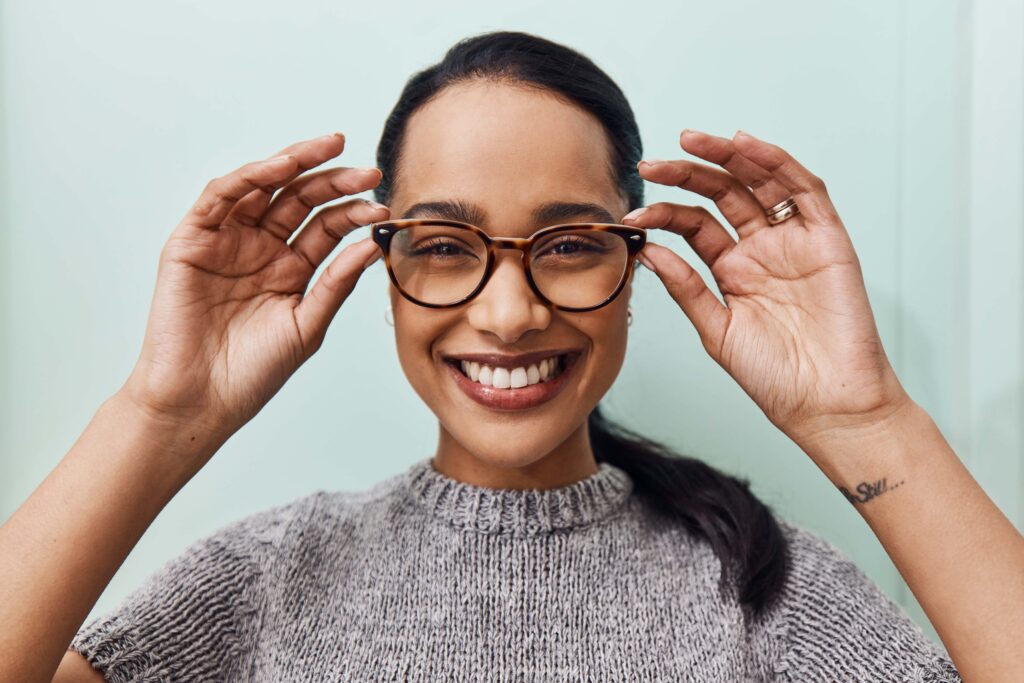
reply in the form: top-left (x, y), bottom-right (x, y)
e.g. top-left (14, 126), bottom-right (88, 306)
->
top-left (391, 80), bottom-right (624, 228)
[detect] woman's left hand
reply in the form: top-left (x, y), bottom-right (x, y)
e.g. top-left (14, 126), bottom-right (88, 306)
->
top-left (623, 129), bottom-right (912, 450)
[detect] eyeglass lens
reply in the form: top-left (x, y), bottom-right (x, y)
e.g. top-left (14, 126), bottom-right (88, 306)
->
top-left (388, 223), bottom-right (630, 308)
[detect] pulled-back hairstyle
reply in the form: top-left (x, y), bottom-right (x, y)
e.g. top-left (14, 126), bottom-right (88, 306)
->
top-left (373, 30), bottom-right (789, 622)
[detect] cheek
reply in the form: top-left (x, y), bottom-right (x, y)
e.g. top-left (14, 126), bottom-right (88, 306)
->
top-left (390, 294), bottom-right (451, 400)
top-left (565, 298), bottom-right (631, 389)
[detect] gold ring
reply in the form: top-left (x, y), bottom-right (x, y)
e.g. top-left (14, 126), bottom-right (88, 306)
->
top-left (766, 197), bottom-right (800, 225)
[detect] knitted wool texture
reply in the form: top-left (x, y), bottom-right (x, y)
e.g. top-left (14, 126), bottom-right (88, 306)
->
top-left (71, 458), bottom-right (963, 682)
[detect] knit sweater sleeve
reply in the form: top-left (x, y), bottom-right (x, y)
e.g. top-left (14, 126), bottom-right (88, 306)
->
top-left (764, 520), bottom-right (963, 682)
top-left (69, 494), bottom-right (314, 683)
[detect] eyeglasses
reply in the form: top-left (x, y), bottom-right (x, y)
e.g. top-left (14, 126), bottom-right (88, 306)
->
top-left (371, 219), bottom-right (646, 311)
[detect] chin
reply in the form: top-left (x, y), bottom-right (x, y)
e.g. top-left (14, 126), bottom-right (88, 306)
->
top-left (444, 420), bottom-right (578, 467)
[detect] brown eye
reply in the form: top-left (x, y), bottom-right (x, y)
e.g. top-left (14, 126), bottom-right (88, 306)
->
top-left (410, 239), bottom-right (468, 257)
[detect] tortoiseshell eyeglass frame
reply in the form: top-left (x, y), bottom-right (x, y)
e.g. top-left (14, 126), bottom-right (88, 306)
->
top-left (370, 219), bottom-right (647, 312)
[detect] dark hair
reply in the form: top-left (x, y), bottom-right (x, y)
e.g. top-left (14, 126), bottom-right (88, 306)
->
top-left (373, 30), bottom-right (789, 622)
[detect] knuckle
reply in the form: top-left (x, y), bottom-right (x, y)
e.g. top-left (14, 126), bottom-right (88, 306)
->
top-left (204, 175), bottom-right (235, 203)
top-left (715, 179), bottom-right (747, 204)
top-left (293, 187), bottom-right (319, 211)
top-left (305, 334), bottom-right (325, 356)
top-left (318, 262), bottom-right (341, 292)
top-left (315, 213), bottom-right (345, 242)
top-left (660, 262), bottom-right (689, 292)
top-left (645, 201), bottom-right (672, 219)
top-left (695, 206), bottom-right (716, 223)
top-left (808, 173), bottom-right (827, 192)
top-left (329, 171), bottom-right (368, 195)
top-left (196, 177), bottom-right (222, 207)
top-left (748, 175), bottom-right (773, 191)
top-left (669, 162), bottom-right (695, 184)
top-left (649, 202), bottom-right (687, 229)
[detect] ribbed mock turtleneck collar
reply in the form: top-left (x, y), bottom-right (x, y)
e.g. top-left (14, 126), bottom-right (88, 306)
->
top-left (405, 457), bottom-right (634, 536)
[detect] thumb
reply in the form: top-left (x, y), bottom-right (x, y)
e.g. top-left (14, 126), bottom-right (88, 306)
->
top-left (640, 242), bottom-right (730, 359)
top-left (294, 237), bottom-right (381, 352)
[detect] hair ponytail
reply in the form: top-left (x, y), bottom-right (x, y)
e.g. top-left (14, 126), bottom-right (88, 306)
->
top-left (589, 405), bottom-right (789, 620)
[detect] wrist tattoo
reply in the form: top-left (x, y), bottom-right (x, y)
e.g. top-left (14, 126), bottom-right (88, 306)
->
top-left (838, 477), bottom-right (905, 505)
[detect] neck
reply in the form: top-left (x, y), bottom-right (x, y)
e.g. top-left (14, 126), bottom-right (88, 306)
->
top-left (432, 419), bottom-right (599, 490)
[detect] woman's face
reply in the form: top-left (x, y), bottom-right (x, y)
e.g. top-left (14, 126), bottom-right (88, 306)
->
top-left (385, 79), bottom-right (635, 473)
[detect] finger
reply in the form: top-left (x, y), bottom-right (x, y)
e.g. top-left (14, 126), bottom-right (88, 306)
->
top-left (637, 158), bottom-right (768, 238)
top-left (731, 131), bottom-right (842, 228)
top-left (184, 155), bottom-right (299, 230)
top-left (261, 166), bottom-right (384, 242)
top-left (294, 237), bottom-right (382, 354)
top-left (621, 201), bottom-right (735, 271)
top-left (226, 132), bottom-right (348, 227)
top-left (289, 198), bottom-right (390, 270)
top-left (638, 242), bottom-right (729, 359)
top-left (678, 129), bottom-right (791, 213)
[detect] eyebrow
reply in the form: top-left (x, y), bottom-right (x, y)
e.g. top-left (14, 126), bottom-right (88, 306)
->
top-left (402, 199), bottom-right (617, 226)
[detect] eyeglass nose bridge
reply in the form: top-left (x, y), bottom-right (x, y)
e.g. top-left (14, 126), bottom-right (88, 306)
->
top-left (479, 238), bottom-right (540, 298)
top-left (489, 237), bottom-right (533, 252)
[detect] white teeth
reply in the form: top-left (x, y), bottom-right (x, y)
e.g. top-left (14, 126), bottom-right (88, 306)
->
top-left (455, 354), bottom-right (566, 389)
top-left (492, 367), bottom-right (511, 389)
top-left (510, 367), bottom-right (528, 388)
top-left (526, 364), bottom-right (540, 384)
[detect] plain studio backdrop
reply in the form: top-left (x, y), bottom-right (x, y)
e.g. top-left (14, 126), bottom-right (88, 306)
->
top-left (1, 0), bottom-right (1022, 650)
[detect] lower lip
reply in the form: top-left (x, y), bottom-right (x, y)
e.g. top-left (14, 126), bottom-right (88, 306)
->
top-left (445, 354), bottom-right (579, 411)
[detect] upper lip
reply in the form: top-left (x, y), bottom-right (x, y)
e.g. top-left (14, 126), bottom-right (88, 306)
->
top-left (441, 348), bottom-right (581, 368)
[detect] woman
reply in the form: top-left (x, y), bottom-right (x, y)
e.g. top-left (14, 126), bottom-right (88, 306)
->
top-left (2, 30), bottom-right (1021, 682)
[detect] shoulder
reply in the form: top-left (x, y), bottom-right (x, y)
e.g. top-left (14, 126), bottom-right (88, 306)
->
top-left (204, 463), bottom-right (413, 550)
top-left (757, 519), bottom-right (962, 681)
top-left (262, 464), bottom-right (417, 559)
top-left (775, 518), bottom-right (880, 601)
top-left (172, 489), bottom-right (325, 568)
top-left (69, 492), bottom-right (326, 681)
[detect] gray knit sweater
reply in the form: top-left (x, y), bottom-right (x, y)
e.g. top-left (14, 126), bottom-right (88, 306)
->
top-left (71, 457), bottom-right (962, 682)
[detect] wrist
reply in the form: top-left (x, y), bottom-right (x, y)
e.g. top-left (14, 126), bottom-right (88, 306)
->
top-left (103, 389), bottom-right (228, 475)
top-left (116, 370), bottom-right (233, 441)
top-left (786, 381), bottom-right (917, 451)
top-left (793, 395), bottom-right (936, 483)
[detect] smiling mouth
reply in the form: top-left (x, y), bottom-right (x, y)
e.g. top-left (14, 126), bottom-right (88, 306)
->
top-left (443, 351), bottom-right (581, 411)
top-left (444, 352), bottom-right (575, 389)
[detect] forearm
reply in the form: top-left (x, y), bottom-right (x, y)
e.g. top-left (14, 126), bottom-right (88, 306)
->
top-left (798, 399), bottom-right (1024, 683)
top-left (0, 391), bottom-right (225, 683)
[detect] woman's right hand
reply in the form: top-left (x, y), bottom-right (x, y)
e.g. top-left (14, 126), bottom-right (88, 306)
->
top-left (120, 133), bottom-right (389, 442)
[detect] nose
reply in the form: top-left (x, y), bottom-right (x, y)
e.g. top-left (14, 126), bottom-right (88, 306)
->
top-left (465, 251), bottom-right (551, 345)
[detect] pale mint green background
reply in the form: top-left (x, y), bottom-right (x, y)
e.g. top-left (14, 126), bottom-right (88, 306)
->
top-left (2, 0), bottom-right (1021, 652)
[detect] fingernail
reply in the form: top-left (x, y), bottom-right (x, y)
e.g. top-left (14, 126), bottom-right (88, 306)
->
top-left (318, 132), bottom-right (344, 141)
top-left (736, 130), bottom-right (756, 139)
top-left (363, 199), bottom-right (388, 211)
top-left (638, 159), bottom-right (668, 168)
top-left (263, 155), bottom-right (294, 165)
top-left (361, 167), bottom-right (383, 177)
top-left (622, 207), bottom-right (649, 222)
